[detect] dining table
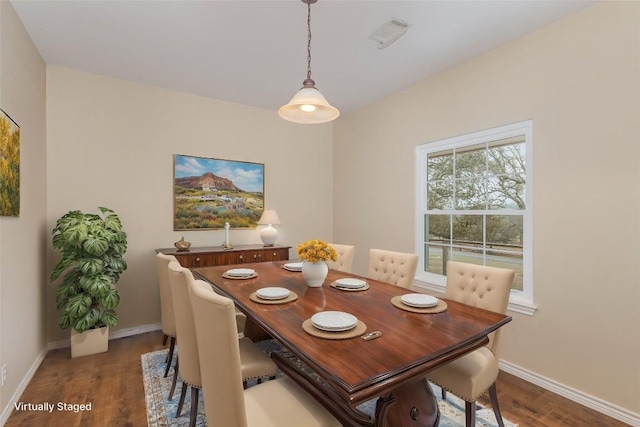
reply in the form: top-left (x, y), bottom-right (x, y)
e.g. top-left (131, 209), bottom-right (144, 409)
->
top-left (192, 260), bottom-right (511, 427)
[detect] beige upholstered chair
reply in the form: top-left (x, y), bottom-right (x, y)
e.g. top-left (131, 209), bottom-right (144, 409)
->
top-left (426, 261), bottom-right (515, 427)
top-left (189, 278), bottom-right (341, 427)
top-left (156, 253), bottom-right (178, 378)
top-left (325, 243), bottom-right (356, 273)
top-left (367, 249), bottom-right (418, 289)
top-left (168, 261), bottom-right (203, 427)
top-left (168, 262), bottom-right (277, 427)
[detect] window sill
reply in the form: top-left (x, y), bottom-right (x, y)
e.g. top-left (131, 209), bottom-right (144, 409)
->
top-left (413, 279), bottom-right (538, 316)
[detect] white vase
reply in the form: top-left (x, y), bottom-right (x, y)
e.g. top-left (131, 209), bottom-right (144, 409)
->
top-left (301, 261), bottom-right (328, 287)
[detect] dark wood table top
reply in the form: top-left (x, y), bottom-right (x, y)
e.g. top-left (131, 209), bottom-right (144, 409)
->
top-left (192, 261), bottom-right (511, 406)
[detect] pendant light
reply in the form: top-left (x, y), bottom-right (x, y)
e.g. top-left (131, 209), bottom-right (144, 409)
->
top-left (278, 0), bottom-right (340, 124)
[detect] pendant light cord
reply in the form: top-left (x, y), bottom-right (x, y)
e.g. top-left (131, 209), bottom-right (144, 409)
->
top-left (306, 2), bottom-right (312, 81)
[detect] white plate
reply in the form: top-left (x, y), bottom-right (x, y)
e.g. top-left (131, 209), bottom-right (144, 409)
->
top-left (335, 278), bottom-right (367, 289)
top-left (283, 262), bottom-right (303, 271)
top-left (311, 311), bottom-right (358, 332)
top-left (256, 287), bottom-right (290, 300)
top-left (226, 268), bottom-right (256, 277)
top-left (401, 293), bottom-right (438, 308)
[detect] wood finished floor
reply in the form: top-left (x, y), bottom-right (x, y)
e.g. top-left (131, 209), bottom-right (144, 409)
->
top-left (5, 330), bottom-right (629, 427)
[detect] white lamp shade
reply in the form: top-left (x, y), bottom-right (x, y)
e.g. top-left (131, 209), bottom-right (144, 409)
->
top-left (258, 209), bottom-right (281, 225)
top-left (278, 87), bottom-right (340, 124)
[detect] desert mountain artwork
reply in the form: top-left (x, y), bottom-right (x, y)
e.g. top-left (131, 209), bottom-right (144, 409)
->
top-left (173, 155), bottom-right (264, 230)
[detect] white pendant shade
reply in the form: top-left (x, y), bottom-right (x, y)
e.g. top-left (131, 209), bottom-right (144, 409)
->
top-left (279, 0), bottom-right (339, 125)
top-left (278, 86), bottom-right (340, 124)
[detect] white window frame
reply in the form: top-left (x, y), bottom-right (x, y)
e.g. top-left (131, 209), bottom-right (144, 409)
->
top-left (414, 120), bottom-right (537, 315)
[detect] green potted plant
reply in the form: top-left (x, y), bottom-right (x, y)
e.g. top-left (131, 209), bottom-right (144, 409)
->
top-left (50, 207), bottom-right (128, 357)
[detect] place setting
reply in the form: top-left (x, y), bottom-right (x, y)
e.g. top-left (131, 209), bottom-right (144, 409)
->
top-left (391, 293), bottom-right (448, 314)
top-left (249, 287), bottom-right (298, 305)
top-left (330, 277), bottom-right (369, 292)
top-left (282, 261), bottom-right (303, 272)
top-left (222, 268), bottom-right (258, 279)
top-left (302, 311), bottom-right (367, 339)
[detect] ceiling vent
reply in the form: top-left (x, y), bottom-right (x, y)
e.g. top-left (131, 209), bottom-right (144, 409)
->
top-left (369, 18), bottom-right (411, 49)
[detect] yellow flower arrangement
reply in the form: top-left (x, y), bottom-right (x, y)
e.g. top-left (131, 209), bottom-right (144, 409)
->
top-left (296, 239), bottom-right (337, 264)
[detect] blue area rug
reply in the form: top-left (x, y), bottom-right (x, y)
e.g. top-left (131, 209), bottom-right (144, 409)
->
top-left (141, 340), bottom-right (517, 426)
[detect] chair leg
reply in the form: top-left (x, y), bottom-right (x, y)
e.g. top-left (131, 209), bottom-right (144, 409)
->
top-left (176, 382), bottom-right (188, 417)
top-left (242, 380), bottom-right (247, 389)
top-left (465, 401), bottom-right (476, 427)
top-left (164, 337), bottom-right (176, 378)
top-left (489, 383), bottom-right (505, 427)
top-left (441, 388), bottom-right (447, 400)
top-left (169, 357), bottom-right (179, 400)
top-left (162, 333), bottom-right (168, 346)
top-left (189, 387), bottom-right (200, 427)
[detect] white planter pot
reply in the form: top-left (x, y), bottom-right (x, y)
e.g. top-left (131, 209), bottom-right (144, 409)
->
top-left (301, 261), bottom-right (328, 287)
top-left (71, 326), bottom-right (109, 358)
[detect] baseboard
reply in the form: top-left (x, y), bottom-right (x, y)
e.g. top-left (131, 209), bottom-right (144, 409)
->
top-left (47, 323), bottom-right (162, 351)
top-left (500, 360), bottom-right (639, 426)
top-left (0, 347), bottom-right (48, 427)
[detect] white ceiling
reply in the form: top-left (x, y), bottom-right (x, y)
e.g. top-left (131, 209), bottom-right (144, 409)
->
top-left (10, 0), bottom-right (595, 115)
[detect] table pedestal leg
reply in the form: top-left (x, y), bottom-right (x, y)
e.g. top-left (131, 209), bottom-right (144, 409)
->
top-left (375, 377), bottom-right (439, 427)
top-left (243, 317), bottom-right (272, 342)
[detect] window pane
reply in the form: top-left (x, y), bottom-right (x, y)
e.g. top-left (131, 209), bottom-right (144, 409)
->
top-left (487, 174), bottom-right (525, 209)
top-left (488, 140), bottom-right (525, 176)
top-left (427, 149), bottom-right (453, 180)
top-left (451, 247), bottom-right (483, 265)
top-left (486, 250), bottom-right (523, 291)
top-left (425, 244), bottom-right (447, 275)
top-left (452, 215), bottom-right (483, 246)
top-left (486, 215), bottom-right (523, 250)
top-left (455, 178), bottom-right (486, 210)
top-left (455, 144), bottom-right (486, 179)
top-left (428, 181), bottom-right (453, 209)
top-left (427, 214), bottom-right (450, 243)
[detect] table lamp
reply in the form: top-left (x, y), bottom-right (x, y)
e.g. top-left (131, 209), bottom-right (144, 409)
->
top-left (257, 210), bottom-right (281, 247)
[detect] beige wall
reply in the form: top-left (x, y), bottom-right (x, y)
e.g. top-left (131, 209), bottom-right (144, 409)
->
top-left (333, 1), bottom-right (640, 414)
top-left (46, 66), bottom-right (334, 343)
top-left (0, 0), bottom-right (47, 418)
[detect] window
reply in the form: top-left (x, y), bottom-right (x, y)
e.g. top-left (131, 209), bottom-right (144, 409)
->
top-left (415, 121), bottom-right (535, 314)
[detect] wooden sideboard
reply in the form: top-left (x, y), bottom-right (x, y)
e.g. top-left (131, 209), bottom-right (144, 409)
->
top-left (155, 244), bottom-right (291, 268)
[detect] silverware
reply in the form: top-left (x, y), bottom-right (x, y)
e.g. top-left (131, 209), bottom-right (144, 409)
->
top-left (361, 330), bottom-right (382, 341)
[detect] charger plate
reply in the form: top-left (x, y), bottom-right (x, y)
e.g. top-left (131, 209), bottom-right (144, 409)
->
top-left (391, 296), bottom-right (448, 314)
top-left (302, 319), bottom-right (367, 340)
top-left (250, 291), bottom-right (298, 305)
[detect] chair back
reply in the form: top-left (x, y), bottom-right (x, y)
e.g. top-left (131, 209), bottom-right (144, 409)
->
top-left (367, 249), bottom-right (418, 289)
top-left (168, 261), bottom-right (201, 387)
top-left (326, 244), bottom-right (355, 273)
top-left (156, 253), bottom-right (178, 337)
top-left (445, 261), bottom-right (515, 358)
top-left (190, 278), bottom-right (249, 427)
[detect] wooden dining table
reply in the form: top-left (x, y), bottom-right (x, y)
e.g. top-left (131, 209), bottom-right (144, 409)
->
top-left (192, 261), bottom-right (511, 427)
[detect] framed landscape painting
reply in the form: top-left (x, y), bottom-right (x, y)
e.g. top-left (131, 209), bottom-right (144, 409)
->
top-left (173, 154), bottom-right (264, 230)
top-left (0, 109), bottom-right (20, 217)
